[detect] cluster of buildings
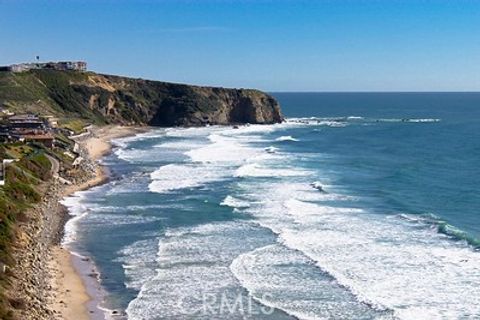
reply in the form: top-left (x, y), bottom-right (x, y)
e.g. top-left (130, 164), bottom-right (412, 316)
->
top-left (0, 110), bottom-right (86, 186)
top-left (0, 113), bottom-right (57, 148)
top-left (0, 61), bottom-right (87, 73)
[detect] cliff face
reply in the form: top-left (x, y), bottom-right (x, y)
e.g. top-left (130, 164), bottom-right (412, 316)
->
top-left (0, 70), bottom-right (283, 126)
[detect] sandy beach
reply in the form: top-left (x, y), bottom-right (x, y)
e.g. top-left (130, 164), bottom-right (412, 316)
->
top-left (48, 125), bottom-right (145, 320)
top-left (49, 248), bottom-right (91, 320)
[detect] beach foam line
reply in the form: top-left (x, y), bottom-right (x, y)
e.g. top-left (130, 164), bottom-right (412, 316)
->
top-left (61, 191), bottom-right (94, 246)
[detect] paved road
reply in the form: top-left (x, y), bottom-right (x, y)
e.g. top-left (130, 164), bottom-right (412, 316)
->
top-left (45, 154), bottom-right (60, 178)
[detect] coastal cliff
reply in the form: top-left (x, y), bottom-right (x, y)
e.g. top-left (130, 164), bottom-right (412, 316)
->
top-left (0, 70), bottom-right (283, 127)
top-left (0, 70), bottom-right (282, 318)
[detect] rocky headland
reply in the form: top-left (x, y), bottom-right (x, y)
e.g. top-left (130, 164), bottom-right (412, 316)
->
top-left (0, 70), bottom-right (283, 127)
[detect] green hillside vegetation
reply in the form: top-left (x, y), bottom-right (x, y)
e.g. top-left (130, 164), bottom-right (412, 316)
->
top-left (0, 70), bottom-right (107, 133)
top-left (0, 69), bottom-right (282, 128)
top-left (0, 146), bottom-right (51, 319)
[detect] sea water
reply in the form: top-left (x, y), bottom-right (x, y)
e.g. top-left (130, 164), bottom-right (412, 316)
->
top-left (62, 92), bottom-right (480, 319)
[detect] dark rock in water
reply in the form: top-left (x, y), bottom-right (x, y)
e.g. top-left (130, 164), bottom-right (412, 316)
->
top-left (311, 182), bottom-right (327, 193)
top-left (264, 146), bottom-right (278, 154)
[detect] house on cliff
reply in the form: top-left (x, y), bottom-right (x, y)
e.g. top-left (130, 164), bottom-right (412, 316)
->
top-left (3, 114), bottom-right (56, 148)
top-left (0, 61), bottom-right (87, 72)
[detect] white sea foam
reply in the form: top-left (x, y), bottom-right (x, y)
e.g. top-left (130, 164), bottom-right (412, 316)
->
top-left (106, 182), bottom-right (148, 195)
top-left (149, 126), bottom-right (284, 193)
top-left (285, 116), bottom-right (441, 127)
top-left (153, 140), bottom-right (205, 150)
top-left (77, 213), bottom-right (163, 226)
top-left (219, 123), bottom-right (278, 135)
top-left (310, 181), bottom-right (326, 191)
top-left (264, 146), bottom-right (278, 153)
top-left (235, 163), bottom-right (309, 178)
top-left (285, 117), bottom-right (348, 127)
top-left (239, 175), bottom-right (480, 319)
top-left (116, 238), bottom-right (160, 291)
top-left (231, 244), bottom-right (391, 320)
top-left (275, 135), bottom-right (299, 142)
top-left (61, 192), bottom-right (91, 245)
top-left (406, 118), bottom-right (441, 123)
top-left (115, 147), bottom-right (167, 163)
top-left (280, 224), bottom-right (480, 319)
top-left (186, 133), bottom-right (261, 163)
top-left (323, 121), bottom-right (348, 127)
top-left (112, 129), bottom-right (166, 148)
top-left (89, 204), bottom-right (168, 213)
top-left (126, 222), bottom-right (273, 320)
top-left (220, 195), bottom-right (251, 208)
top-left (206, 124), bottom-right (480, 320)
top-left (164, 126), bottom-right (218, 137)
top-left (75, 121), bottom-right (472, 320)
top-left (149, 163), bottom-right (225, 193)
top-left (284, 198), bottom-right (364, 219)
top-left (62, 189), bottom-right (165, 245)
top-left (113, 127), bottom-right (213, 164)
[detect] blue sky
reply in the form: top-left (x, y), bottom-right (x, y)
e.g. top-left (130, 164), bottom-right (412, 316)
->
top-left (1, 0), bottom-right (479, 91)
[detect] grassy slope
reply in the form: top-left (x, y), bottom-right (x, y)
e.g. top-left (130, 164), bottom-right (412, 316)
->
top-left (0, 145), bottom-right (52, 319)
top-left (0, 70), bottom-right (107, 133)
top-left (0, 69), bottom-right (282, 129)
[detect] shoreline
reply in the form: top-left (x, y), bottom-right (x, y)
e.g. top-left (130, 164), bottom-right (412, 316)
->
top-left (48, 125), bottom-right (147, 320)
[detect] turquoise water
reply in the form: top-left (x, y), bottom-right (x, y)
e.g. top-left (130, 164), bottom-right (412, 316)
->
top-left (63, 93), bottom-right (480, 319)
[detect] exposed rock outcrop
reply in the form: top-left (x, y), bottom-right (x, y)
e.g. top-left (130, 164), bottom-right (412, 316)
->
top-left (0, 70), bottom-right (283, 126)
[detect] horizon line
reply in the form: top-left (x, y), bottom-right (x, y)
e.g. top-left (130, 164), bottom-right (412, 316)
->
top-left (269, 91), bottom-right (480, 94)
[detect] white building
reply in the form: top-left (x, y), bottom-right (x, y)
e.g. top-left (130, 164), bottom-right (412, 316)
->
top-left (0, 159), bottom-right (19, 186)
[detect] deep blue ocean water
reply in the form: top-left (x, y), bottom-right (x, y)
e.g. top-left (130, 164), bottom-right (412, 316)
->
top-left (62, 93), bottom-right (480, 320)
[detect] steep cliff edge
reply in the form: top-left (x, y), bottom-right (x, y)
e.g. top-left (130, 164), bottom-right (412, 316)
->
top-left (0, 70), bottom-right (283, 127)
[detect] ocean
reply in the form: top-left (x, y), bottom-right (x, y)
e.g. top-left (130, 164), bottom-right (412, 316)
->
top-left (62, 92), bottom-right (480, 320)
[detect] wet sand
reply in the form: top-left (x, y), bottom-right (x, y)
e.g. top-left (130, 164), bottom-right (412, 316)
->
top-left (49, 125), bottom-right (145, 320)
